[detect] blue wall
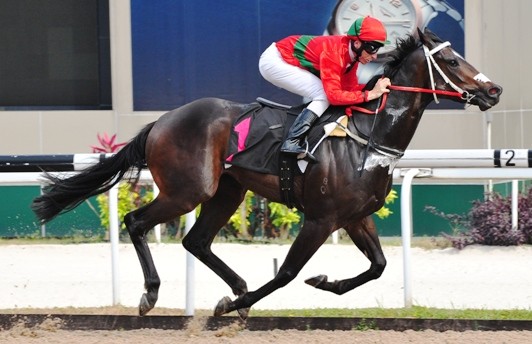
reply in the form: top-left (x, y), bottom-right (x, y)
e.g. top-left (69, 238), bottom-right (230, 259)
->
top-left (131, 0), bottom-right (337, 110)
top-left (131, 0), bottom-right (465, 111)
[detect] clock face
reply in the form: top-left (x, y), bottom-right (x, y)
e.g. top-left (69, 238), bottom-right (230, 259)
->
top-left (334, 0), bottom-right (422, 55)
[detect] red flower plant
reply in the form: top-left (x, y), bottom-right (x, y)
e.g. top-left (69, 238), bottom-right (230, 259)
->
top-left (91, 133), bottom-right (127, 153)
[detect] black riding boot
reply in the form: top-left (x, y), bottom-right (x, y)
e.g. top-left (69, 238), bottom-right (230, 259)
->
top-left (281, 108), bottom-right (319, 163)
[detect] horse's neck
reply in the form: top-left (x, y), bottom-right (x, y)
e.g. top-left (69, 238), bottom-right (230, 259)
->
top-left (347, 47), bottom-right (437, 152)
top-left (371, 64), bottom-right (433, 151)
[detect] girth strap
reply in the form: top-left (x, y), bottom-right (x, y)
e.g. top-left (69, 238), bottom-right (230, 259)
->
top-left (279, 154), bottom-right (297, 208)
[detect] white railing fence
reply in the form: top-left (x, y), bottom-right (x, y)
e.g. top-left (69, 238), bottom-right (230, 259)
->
top-left (394, 148), bottom-right (532, 307)
top-left (1, 150), bottom-right (531, 310)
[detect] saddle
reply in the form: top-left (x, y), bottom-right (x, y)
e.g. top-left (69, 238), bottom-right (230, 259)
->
top-left (225, 98), bottom-right (350, 175)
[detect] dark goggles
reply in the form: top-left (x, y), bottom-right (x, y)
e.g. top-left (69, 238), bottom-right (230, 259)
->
top-left (362, 41), bottom-right (383, 54)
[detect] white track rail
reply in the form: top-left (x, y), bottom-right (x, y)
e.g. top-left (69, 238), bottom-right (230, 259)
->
top-left (2, 150), bottom-right (531, 309)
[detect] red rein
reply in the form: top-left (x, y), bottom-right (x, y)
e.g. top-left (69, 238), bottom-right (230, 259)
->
top-left (345, 85), bottom-right (463, 116)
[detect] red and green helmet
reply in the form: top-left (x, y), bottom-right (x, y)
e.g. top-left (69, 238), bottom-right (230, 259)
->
top-left (347, 16), bottom-right (389, 44)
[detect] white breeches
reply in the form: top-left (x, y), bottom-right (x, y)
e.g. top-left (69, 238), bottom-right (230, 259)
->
top-left (259, 43), bottom-right (329, 116)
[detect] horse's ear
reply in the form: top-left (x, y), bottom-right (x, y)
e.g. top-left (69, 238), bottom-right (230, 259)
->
top-left (417, 28), bottom-right (427, 44)
top-left (418, 28), bottom-right (441, 46)
top-left (421, 28), bottom-right (443, 44)
top-left (423, 28), bottom-right (435, 35)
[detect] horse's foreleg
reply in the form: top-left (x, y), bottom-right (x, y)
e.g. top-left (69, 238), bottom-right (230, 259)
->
top-left (305, 216), bottom-right (386, 295)
top-left (214, 219), bottom-right (331, 318)
top-left (182, 175), bottom-right (249, 298)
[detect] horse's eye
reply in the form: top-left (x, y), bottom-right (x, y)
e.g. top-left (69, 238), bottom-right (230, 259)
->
top-left (449, 59), bottom-right (459, 67)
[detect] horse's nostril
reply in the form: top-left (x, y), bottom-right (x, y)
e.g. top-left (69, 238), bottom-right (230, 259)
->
top-left (488, 86), bottom-right (502, 97)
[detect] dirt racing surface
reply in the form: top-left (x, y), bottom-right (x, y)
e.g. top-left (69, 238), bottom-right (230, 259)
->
top-left (1, 316), bottom-right (531, 344)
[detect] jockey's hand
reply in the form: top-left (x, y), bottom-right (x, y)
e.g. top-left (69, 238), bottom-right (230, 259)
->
top-left (367, 77), bottom-right (391, 101)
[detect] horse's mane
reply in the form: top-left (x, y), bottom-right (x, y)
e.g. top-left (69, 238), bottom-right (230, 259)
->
top-left (383, 31), bottom-right (445, 78)
top-left (383, 35), bottom-right (420, 78)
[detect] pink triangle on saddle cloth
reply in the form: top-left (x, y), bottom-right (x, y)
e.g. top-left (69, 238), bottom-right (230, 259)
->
top-left (225, 116), bottom-right (252, 162)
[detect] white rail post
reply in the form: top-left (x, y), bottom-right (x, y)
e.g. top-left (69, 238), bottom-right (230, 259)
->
top-left (185, 210), bottom-right (196, 316)
top-left (400, 168), bottom-right (420, 308)
top-left (484, 111), bottom-right (493, 194)
top-left (39, 185), bottom-right (46, 237)
top-left (109, 184), bottom-right (120, 305)
top-left (153, 182), bottom-right (161, 243)
top-left (331, 231), bottom-right (339, 244)
top-left (512, 180), bottom-right (519, 230)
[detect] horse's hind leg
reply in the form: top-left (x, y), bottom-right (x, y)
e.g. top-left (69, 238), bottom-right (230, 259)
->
top-left (305, 216), bottom-right (387, 295)
top-left (214, 218), bottom-right (333, 318)
top-left (124, 197), bottom-right (196, 316)
top-left (182, 174), bottom-right (248, 298)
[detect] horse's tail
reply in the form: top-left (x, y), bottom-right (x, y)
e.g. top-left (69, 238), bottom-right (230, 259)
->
top-left (31, 122), bottom-right (156, 224)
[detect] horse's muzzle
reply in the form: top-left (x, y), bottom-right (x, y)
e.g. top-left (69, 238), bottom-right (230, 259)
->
top-left (474, 83), bottom-right (503, 111)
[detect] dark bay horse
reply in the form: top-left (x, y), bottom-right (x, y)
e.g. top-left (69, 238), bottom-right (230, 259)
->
top-left (32, 29), bottom-right (501, 318)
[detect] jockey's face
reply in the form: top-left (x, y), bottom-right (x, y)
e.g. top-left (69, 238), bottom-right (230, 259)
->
top-left (353, 40), bottom-right (380, 64)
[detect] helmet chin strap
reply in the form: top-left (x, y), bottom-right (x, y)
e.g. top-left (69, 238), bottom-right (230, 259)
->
top-left (350, 40), bottom-right (363, 62)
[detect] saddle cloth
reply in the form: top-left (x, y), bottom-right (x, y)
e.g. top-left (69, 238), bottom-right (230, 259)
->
top-left (225, 99), bottom-right (350, 175)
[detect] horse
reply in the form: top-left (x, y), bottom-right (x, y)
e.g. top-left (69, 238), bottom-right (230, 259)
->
top-left (32, 29), bottom-right (502, 319)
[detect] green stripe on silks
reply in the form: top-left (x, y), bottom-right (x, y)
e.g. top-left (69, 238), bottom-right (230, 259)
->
top-left (348, 17), bottom-right (363, 36)
top-left (294, 36), bottom-right (320, 76)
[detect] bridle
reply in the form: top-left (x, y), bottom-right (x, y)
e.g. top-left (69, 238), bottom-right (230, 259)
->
top-left (343, 40), bottom-right (476, 172)
top-left (331, 40), bottom-right (495, 175)
top-left (346, 41), bottom-right (474, 116)
top-left (421, 41), bottom-right (475, 104)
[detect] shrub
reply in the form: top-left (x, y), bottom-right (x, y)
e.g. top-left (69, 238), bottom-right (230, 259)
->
top-left (518, 188), bottom-right (532, 245)
top-left (91, 133), bottom-right (154, 236)
top-left (91, 133), bottom-right (126, 153)
top-left (426, 188), bottom-right (532, 249)
top-left (375, 189), bottom-right (398, 219)
top-left (96, 183), bottom-right (153, 231)
top-left (268, 201), bottom-right (301, 240)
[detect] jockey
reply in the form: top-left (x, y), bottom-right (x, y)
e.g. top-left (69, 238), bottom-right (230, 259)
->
top-left (259, 16), bottom-right (391, 162)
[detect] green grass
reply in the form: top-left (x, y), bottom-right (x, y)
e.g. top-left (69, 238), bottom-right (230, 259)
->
top-left (248, 306), bottom-right (532, 320)
top-left (2, 306), bottom-right (531, 321)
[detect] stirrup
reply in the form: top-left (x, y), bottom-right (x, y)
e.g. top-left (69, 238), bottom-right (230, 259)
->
top-left (296, 141), bottom-right (318, 163)
top-left (281, 139), bottom-right (317, 162)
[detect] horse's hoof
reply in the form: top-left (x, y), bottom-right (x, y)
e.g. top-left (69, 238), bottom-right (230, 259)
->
top-left (237, 307), bottom-right (250, 321)
top-left (214, 296), bottom-right (232, 316)
top-left (305, 274), bottom-right (328, 288)
top-left (138, 293), bottom-right (154, 316)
